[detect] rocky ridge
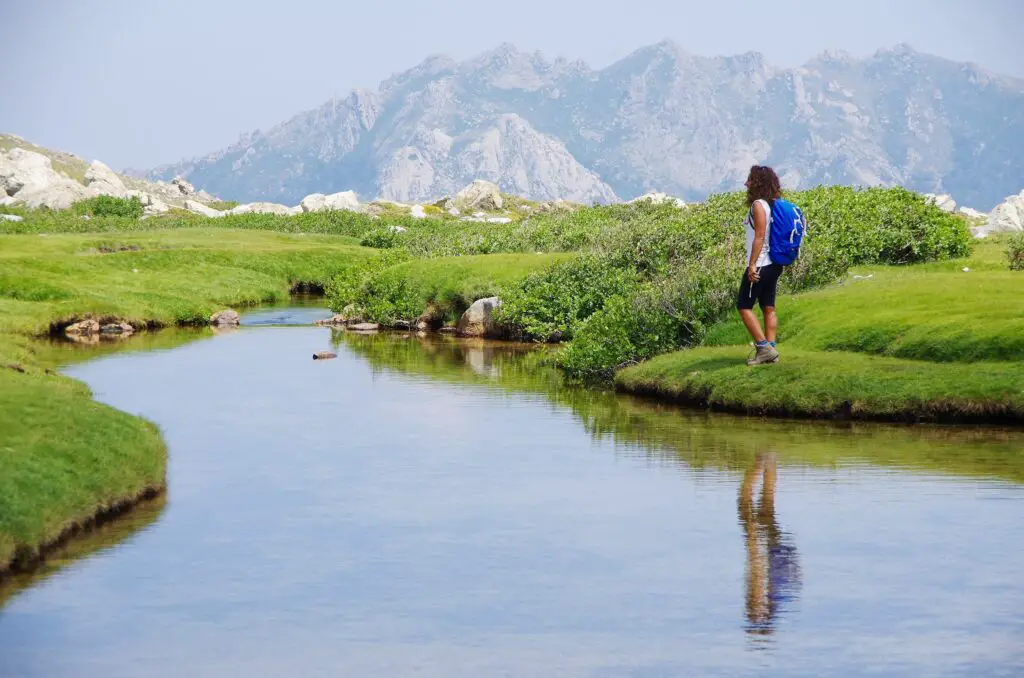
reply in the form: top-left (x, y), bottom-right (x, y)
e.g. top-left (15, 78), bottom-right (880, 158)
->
top-left (146, 42), bottom-right (1024, 210)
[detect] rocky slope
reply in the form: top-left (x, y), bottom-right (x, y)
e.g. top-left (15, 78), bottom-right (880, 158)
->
top-left (1, 134), bottom-right (215, 212)
top-left (146, 42), bottom-right (1024, 209)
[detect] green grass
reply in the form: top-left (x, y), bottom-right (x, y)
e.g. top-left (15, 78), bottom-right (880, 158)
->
top-left (615, 346), bottom-right (1024, 423)
top-left (0, 369), bottom-right (166, 571)
top-left (703, 239), bottom-right (1023, 362)
top-left (0, 228), bottom-right (372, 575)
top-left (617, 240), bottom-right (1024, 422)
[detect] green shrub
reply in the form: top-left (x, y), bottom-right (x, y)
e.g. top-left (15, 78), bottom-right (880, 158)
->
top-left (497, 255), bottom-right (641, 341)
top-left (72, 195), bottom-right (144, 219)
top-left (1008, 233), bottom-right (1024, 271)
top-left (206, 200), bottom-right (239, 211)
top-left (558, 249), bottom-right (740, 379)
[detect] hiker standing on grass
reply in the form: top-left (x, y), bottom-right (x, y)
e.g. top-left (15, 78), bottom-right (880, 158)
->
top-left (737, 166), bottom-right (805, 366)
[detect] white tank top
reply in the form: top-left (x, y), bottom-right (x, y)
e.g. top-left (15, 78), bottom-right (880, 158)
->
top-left (744, 199), bottom-right (773, 268)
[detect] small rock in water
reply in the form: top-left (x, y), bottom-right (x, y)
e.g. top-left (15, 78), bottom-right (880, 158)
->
top-left (348, 322), bottom-right (380, 332)
top-left (312, 351), bottom-right (337, 360)
top-left (210, 309), bottom-right (241, 326)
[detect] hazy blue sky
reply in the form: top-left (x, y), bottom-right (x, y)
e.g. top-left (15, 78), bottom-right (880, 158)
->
top-left (1, 0), bottom-right (1021, 169)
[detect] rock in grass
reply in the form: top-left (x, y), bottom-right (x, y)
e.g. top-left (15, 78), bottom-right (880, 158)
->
top-left (1, 214), bottom-right (23, 222)
top-left (985, 190), bottom-right (1024, 234)
top-left (210, 309), bottom-right (241, 326)
top-left (65, 319), bottom-right (101, 336)
top-left (455, 180), bottom-right (503, 212)
top-left (456, 297), bottom-right (503, 337)
top-left (184, 200), bottom-right (224, 218)
top-left (227, 202), bottom-right (294, 216)
top-left (100, 322), bottom-right (134, 335)
top-left (300, 191), bottom-right (361, 213)
top-left (312, 351), bottom-right (337, 360)
top-left (84, 160), bottom-right (127, 198)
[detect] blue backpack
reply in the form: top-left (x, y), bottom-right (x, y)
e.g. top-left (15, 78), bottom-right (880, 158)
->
top-left (768, 198), bottom-right (806, 266)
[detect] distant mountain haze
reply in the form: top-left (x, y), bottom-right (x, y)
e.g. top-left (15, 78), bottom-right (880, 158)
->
top-left (147, 41), bottom-right (1024, 209)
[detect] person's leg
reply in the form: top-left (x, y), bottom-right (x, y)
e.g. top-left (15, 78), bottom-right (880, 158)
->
top-left (737, 270), bottom-right (767, 343)
top-left (740, 309), bottom-right (767, 343)
top-left (763, 307), bottom-right (777, 344)
top-left (759, 265), bottom-right (783, 346)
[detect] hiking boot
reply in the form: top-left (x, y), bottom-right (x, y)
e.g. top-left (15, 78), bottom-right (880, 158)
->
top-left (746, 343), bottom-right (780, 366)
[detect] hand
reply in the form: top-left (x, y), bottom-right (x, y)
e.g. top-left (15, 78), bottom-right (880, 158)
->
top-left (748, 265), bottom-right (760, 283)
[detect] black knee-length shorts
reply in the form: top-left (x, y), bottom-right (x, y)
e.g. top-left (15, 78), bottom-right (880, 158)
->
top-left (737, 263), bottom-right (784, 310)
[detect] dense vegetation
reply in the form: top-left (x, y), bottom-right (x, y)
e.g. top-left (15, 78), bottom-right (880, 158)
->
top-left (327, 186), bottom-right (972, 378)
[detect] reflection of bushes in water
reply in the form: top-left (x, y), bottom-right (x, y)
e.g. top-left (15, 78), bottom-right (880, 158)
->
top-left (337, 333), bottom-right (1024, 483)
top-left (0, 494), bottom-right (166, 607)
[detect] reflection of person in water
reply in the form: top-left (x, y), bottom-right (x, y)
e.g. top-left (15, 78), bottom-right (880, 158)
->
top-left (738, 451), bottom-right (801, 640)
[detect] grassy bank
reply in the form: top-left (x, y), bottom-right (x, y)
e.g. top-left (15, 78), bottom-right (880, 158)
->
top-left (616, 240), bottom-right (1024, 422)
top-left (0, 228), bottom-right (372, 575)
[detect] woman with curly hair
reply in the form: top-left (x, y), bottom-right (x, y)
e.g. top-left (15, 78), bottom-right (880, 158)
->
top-left (739, 166), bottom-right (784, 365)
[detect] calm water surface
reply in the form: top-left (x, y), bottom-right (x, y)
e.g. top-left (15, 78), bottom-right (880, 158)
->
top-left (1, 311), bottom-right (1022, 677)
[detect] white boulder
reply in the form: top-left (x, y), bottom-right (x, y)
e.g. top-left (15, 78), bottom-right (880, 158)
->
top-left (410, 204), bottom-right (427, 219)
top-left (300, 193), bottom-right (327, 212)
top-left (0, 148), bottom-right (58, 196)
top-left (456, 297), bottom-right (504, 338)
top-left (924, 193), bottom-right (957, 213)
top-left (324, 191), bottom-right (361, 212)
top-left (144, 198), bottom-right (170, 215)
top-left (1, 214), bottom-right (24, 222)
top-left (984, 191), bottom-right (1024, 233)
top-left (300, 190), bottom-right (362, 213)
top-left (629, 192), bottom-right (687, 209)
top-left (15, 179), bottom-right (89, 210)
top-left (227, 202), bottom-right (294, 216)
top-left (455, 180), bottom-right (503, 211)
top-left (958, 206), bottom-right (987, 221)
top-left (171, 176), bottom-right (196, 196)
top-left (184, 200), bottom-right (224, 218)
top-left (84, 160), bottom-right (127, 198)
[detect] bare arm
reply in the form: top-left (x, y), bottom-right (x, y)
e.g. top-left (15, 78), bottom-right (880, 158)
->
top-left (748, 202), bottom-right (767, 282)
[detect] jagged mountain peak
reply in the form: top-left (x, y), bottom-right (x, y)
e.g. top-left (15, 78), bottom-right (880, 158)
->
top-left (149, 41), bottom-right (1024, 209)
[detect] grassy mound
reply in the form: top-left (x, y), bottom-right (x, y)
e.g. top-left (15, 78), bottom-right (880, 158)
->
top-left (617, 240), bottom-right (1024, 422)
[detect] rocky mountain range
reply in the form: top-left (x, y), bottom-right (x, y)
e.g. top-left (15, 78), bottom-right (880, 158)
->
top-left (146, 41), bottom-right (1024, 210)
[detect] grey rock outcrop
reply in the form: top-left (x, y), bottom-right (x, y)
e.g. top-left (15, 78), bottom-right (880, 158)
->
top-left (984, 190), bottom-right (1024, 233)
top-left (84, 160), bottom-right (128, 198)
top-left (455, 180), bottom-right (503, 211)
top-left (147, 42), bottom-right (1024, 210)
top-left (185, 200), bottom-right (225, 218)
top-left (456, 297), bottom-right (503, 337)
top-left (300, 191), bottom-right (361, 213)
top-left (924, 193), bottom-right (957, 213)
top-left (629, 192), bottom-right (687, 209)
top-left (210, 309), bottom-right (241, 326)
top-left (227, 202), bottom-right (295, 216)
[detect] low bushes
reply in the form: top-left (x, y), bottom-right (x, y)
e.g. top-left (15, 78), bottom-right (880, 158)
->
top-left (1008, 232), bottom-right (1024, 271)
top-left (72, 195), bottom-right (144, 219)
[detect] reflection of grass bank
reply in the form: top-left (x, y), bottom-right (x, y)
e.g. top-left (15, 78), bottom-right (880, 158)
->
top-left (0, 229), bottom-right (370, 575)
top-left (616, 240), bottom-right (1024, 423)
top-left (0, 495), bottom-right (166, 607)
top-left (337, 332), bottom-right (1024, 483)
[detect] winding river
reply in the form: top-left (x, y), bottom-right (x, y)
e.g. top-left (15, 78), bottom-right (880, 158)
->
top-left (1, 307), bottom-right (1022, 676)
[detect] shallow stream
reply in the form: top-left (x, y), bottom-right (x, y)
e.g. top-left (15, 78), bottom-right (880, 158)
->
top-left (1, 308), bottom-right (1021, 676)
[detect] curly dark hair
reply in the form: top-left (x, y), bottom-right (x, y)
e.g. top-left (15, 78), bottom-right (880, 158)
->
top-left (745, 165), bottom-right (782, 206)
